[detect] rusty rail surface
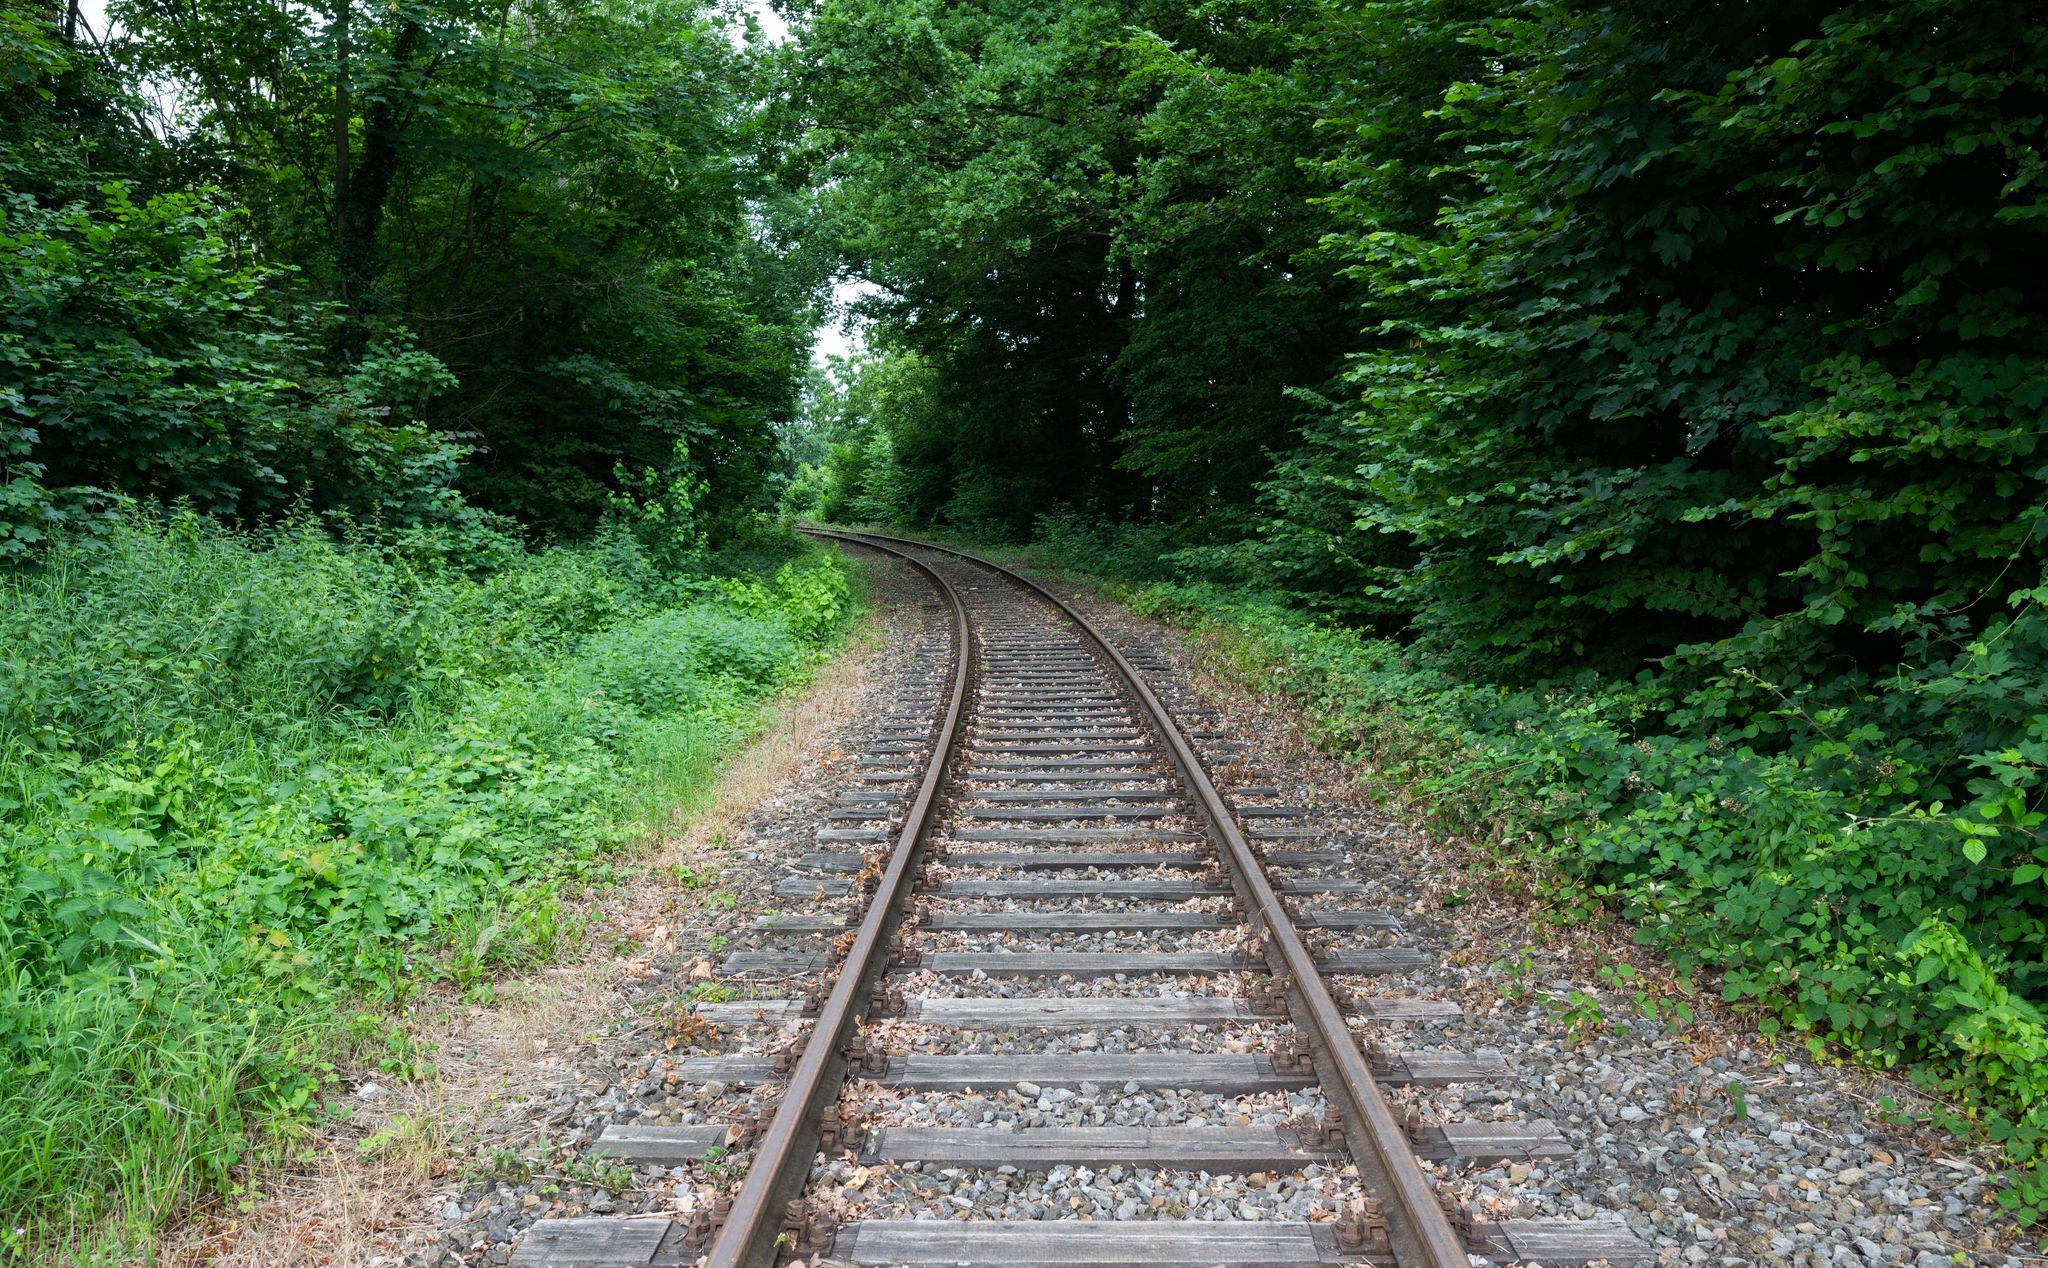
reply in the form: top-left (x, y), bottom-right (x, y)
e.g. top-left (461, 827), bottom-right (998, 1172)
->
top-left (509, 528), bottom-right (1650, 1268)
top-left (704, 527), bottom-right (1468, 1268)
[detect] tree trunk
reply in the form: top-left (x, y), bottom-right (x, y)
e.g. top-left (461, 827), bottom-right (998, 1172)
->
top-left (332, 0), bottom-right (352, 298)
top-left (335, 13), bottom-right (420, 360)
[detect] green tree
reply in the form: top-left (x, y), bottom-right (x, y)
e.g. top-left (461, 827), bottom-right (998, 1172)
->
top-left (97, 0), bottom-right (821, 532)
top-left (787, 0), bottom-right (1165, 531)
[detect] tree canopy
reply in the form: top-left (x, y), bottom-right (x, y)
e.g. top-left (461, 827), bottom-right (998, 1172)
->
top-left (782, 0), bottom-right (2048, 1211)
top-left (4, 0), bottom-right (819, 548)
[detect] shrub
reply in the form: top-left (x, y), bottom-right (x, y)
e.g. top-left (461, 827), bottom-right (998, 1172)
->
top-left (0, 509), bottom-right (857, 1256)
top-left (1127, 579), bottom-right (2048, 1219)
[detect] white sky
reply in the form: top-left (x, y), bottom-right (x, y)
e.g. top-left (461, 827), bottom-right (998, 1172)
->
top-left (743, 0), bottom-right (789, 44)
top-left (814, 278), bottom-right (878, 366)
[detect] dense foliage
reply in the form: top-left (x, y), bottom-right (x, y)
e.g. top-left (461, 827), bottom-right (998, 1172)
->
top-left (786, 0), bottom-right (2048, 1214)
top-left (783, 0), bottom-right (1355, 531)
top-left (4, 0), bottom-right (813, 543)
top-left (0, 511), bottom-right (852, 1253)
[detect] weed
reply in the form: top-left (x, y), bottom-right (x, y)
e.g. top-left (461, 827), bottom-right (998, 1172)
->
top-left (558, 1155), bottom-right (636, 1192)
top-left (700, 1142), bottom-right (746, 1182)
top-left (469, 1148), bottom-right (535, 1184)
top-left (672, 864), bottom-right (715, 890)
top-left (1494, 949), bottom-right (1538, 1004)
top-left (1550, 989), bottom-right (1608, 1045)
top-left (357, 1113), bottom-right (448, 1179)
top-left (343, 1014), bottom-right (436, 1082)
top-left (1597, 962), bottom-right (1696, 1036)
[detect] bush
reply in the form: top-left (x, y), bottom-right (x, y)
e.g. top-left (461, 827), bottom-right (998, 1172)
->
top-left (1024, 510), bottom-right (1180, 584)
top-left (1128, 579), bottom-right (2048, 1219)
top-left (0, 178), bottom-right (475, 551)
top-left (0, 509), bottom-right (857, 1257)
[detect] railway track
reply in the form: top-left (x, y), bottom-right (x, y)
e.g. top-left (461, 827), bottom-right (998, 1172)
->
top-left (511, 532), bottom-right (1648, 1268)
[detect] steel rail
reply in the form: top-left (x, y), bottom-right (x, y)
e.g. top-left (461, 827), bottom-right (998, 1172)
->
top-left (841, 529), bottom-right (1470, 1268)
top-left (700, 531), bottom-right (974, 1268)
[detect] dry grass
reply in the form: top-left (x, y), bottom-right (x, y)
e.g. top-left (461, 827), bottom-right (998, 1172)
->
top-left (152, 562), bottom-right (903, 1268)
top-left (157, 977), bottom-right (619, 1268)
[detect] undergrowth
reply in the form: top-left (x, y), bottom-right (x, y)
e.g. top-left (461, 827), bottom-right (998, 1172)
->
top-left (1120, 579), bottom-right (2048, 1227)
top-left (0, 509), bottom-right (854, 1261)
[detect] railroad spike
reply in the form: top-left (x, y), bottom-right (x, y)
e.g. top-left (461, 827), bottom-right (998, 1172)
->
top-left (870, 985), bottom-right (908, 1018)
top-left (780, 1199), bottom-right (838, 1256)
top-left (771, 1035), bottom-right (809, 1077)
top-left (1361, 1039), bottom-right (1393, 1076)
top-left (683, 1193), bottom-right (733, 1250)
top-left (1272, 1039), bottom-right (1313, 1076)
top-left (726, 1112), bottom-right (762, 1149)
top-left (1248, 978), bottom-right (1289, 1016)
top-left (1311, 1106), bottom-right (1347, 1150)
top-left (1334, 1199), bottom-right (1390, 1255)
top-left (840, 1037), bottom-right (888, 1078)
top-left (1305, 931), bottom-right (1338, 968)
top-left (818, 1104), bottom-right (866, 1154)
top-left (1435, 1194), bottom-right (1491, 1254)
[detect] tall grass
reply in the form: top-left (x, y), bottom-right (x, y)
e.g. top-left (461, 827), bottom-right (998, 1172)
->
top-left (0, 510), bottom-right (854, 1261)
